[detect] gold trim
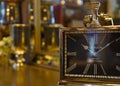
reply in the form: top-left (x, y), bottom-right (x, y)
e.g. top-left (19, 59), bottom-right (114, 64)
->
top-left (63, 28), bottom-right (120, 80)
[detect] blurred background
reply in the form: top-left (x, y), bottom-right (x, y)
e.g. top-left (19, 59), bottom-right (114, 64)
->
top-left (0, 0), bottom-right (119, 85)
top-left (0, 0), bottom-right (119, 69)
top-left (0, 0), bottom-right (120, 69)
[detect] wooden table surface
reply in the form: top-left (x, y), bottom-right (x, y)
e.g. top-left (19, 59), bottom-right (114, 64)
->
top-left (0, 64), bottom-right (119, 86)
top-left (0, 65), bottom-right (59, 86)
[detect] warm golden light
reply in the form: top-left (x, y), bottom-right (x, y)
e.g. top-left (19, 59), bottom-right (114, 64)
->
top-left (45, 55), bottom-right (53, 60)
top-left (6, 8), bottom-right (10, 12)
top-left (77, 0), bottom-right (83, 6)
top-left (61, 0), bottom-right (65, 5)
top-left (43, 8), bottom-right (47, 12)
top-left (43, 17), bottom-right (48, 21)
top-left (10, 17), bottom-right (14, 21)
top-left (30, 16), bottom-right (34, 20)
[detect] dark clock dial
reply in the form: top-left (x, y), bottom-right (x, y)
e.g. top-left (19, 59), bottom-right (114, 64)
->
top-left (63, 29), bottom-right (120, 79)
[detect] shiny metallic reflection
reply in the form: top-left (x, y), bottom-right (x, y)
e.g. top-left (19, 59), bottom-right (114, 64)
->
top-left (11, 24), bottom-right (31, 68)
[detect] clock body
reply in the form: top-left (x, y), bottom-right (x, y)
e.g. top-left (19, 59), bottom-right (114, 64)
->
top-left (59, 26), bottom-right (120, 83)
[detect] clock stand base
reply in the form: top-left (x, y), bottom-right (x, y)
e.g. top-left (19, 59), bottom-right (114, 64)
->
top-left (58, 80), bottom-right (100, 86)
top-left (58, 80), bottom-right (68, 86)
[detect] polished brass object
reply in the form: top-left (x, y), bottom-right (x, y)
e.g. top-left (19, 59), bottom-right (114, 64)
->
top-left (10, 24), bottom-right (31, 68)
top-left (0, 1), bottom-right (22, 24)
top-left (42, 24), bottom-right (61, 51)
top-left (90, 2), bottom-right (101, 27)
top-left (59, 2), bottom-right (120, 85)
top-left (83, 2), bottom-right (113, 27)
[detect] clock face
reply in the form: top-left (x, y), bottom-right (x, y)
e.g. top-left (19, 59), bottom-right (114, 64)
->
top-left (61, 28), bottom-right (120, 80)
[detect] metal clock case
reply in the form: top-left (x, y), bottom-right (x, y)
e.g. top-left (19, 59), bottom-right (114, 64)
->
top-left (59, 26), bottom-right (120, 84)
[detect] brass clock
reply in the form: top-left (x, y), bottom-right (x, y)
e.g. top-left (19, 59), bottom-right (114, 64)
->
top-left (59, 26), bottom-right (120, 84)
